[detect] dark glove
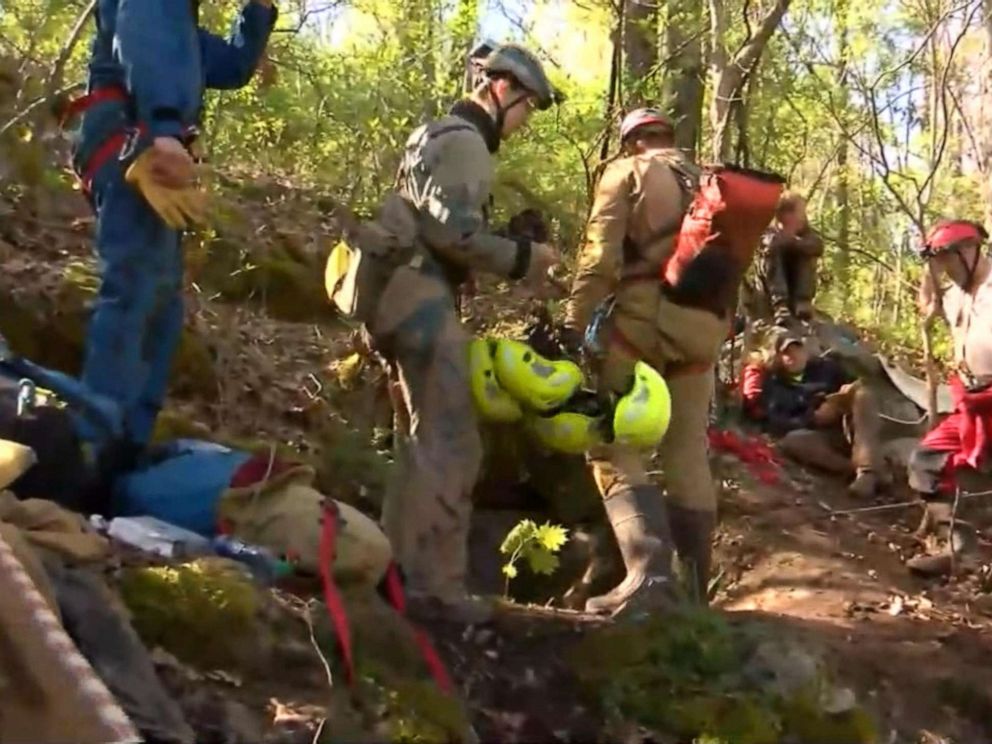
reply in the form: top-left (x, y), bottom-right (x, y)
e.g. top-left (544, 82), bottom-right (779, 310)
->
top-left (556, 325), bottom-right (585, 359)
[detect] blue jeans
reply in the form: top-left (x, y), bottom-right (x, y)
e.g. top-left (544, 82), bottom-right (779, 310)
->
top-left (80, 160), bottom-right (184, 449)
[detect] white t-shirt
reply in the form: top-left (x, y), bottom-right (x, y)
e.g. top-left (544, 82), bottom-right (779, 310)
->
top-left (942, 270), bottom-right (992, 380)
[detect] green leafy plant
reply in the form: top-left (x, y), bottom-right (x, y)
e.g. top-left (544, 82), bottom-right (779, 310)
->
top-left (498, 519), bottom-right (569, 596)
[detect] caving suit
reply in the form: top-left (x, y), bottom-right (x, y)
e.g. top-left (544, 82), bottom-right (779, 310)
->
top-left (365, 100), bottom-right (539, 616)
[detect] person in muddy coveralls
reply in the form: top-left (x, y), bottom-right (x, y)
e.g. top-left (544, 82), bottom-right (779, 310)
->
top-left (68, 0), bottom-right (277, 476)
top-left (561, 108), bottom-right (721, 615)
top-left (363, 43), bottom-right (560, 623)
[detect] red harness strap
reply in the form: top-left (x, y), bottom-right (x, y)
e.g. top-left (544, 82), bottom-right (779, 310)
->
top-left (61, 86), bottom-right (138, 194)
top-left (382, 563), bottom-right (454, 694)
top-left (319, 501), bottom-right (453, 695)
top-left (319, 501), bottom-right (356, 685)
top-left (59, 86), bottom-right (129, 127)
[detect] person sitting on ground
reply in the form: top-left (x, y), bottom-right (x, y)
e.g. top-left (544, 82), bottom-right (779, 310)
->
top-left (756, 333), bottom-right (888, 497)
top-left (756, 192), bottom-right (824, 327)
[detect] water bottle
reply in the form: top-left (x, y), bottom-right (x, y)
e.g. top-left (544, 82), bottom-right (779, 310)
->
top-left (211, 535), bottom-right (292, 585)
top-left (106, 516), bottom-right (213, 560)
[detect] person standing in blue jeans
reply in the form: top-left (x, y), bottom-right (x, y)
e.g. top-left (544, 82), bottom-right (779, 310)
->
top-left (68, 0), bottom-right (277, 473)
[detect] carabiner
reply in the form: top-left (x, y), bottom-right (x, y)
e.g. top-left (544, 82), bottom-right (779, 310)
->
top-left (16, 379), bottom-right (36, 417)
top-left (584, 295), bottom-right (616, 356)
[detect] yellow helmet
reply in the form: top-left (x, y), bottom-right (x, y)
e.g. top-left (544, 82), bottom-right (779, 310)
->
top-left (526, 411), bottom-right (603, 455)
top-left (492, 339), bottom-right (583, 412)
top-left (612, 361), bottom-right (672, 448)
top-left (468, 339), bottom-right (523, 422)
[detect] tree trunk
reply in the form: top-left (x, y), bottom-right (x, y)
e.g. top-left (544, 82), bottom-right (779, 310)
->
top-left (835, 0), bottom-right (851, 308)
top-left (664, 0), bottom-right (705, 158)
top-left (623, 0), bottom-right (658, 105)
top-left (981, 0), bottom-right (992, 225)
top-left (709, 0), bottom-right (791, 162)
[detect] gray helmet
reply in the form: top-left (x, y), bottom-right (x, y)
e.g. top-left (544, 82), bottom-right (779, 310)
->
top-left (475, 43), bottom-right (558, 110)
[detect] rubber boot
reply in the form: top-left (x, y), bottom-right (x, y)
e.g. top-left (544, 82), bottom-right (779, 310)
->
top-left (848, 469), bottom-right (878, 499)
top-left (906, 501), bottom-right (978, 578)
top-left (668, 504), bottom-right (716, 604)
top-left (585, 486), bottom-right (677, 617)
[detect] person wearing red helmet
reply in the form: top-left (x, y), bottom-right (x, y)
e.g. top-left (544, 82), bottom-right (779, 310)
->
top-left (756, 191), bottom-right (825, 327)
top-left (907, 219), bottom-right (991, 576)
top-left (562, 107), bottom-right (720, 616)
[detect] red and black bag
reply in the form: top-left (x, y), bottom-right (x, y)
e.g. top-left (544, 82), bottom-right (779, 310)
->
top-left (661, 164), bottom-right (785, 317)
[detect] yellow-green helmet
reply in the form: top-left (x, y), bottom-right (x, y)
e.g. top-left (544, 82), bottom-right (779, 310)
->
top-left (526, 410), bottom-right (603, 455)
top-left (468, 339), bottom-right (523, 422)
top-left (612, 361), bottom-right (672, 448)
top-left (492, 339), bottom-right (583, 412)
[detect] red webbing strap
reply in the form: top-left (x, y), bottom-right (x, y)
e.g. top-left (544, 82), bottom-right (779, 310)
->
top-left (318, 502), bottom-right (453, 695)
top-left (59, 86), bottom-right (128, 128)
top-left (80, 131), bottom-right (129, 192)
top-left (319, 501), bottom-right (356, 686)
top-left (382, 563), bottom-right (454, 695)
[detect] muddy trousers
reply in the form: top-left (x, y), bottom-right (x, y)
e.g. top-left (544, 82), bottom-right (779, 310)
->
top-left (758, 244), bottom-right (818, 319)
top-left (778, 385), bottom-right (885, 475)
top-left (369, 263), bottom-right (482, 602)
top-left (589, 352), bottom-right (718, 600)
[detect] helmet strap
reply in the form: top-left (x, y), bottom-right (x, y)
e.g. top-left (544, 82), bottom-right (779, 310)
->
top-left (952, 245), bottom-right (982, 292)
top-left (488, 78), bottom-right (532, 136)
top-left (487, 80), bottom-right (507, 137)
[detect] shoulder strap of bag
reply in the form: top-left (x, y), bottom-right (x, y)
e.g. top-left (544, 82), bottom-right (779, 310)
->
top-left (631, 158), bottom-right (701, 250)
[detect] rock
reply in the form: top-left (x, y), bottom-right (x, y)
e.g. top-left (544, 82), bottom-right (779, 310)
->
top-left (179, 689), bottom-right (266, 744)
top-left (745, 638), bottom-right (823, 700)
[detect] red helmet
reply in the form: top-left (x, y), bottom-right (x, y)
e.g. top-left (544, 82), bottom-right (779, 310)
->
top-left (619, 107), bottom-right (673, 142)
top-left (921, 220), bottom-right (988, 258)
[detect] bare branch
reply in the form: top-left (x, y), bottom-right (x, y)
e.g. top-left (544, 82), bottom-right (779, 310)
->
top-left (43, 0), bottom-right (96, 96)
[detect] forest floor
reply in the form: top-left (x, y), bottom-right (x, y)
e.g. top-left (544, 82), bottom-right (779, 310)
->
top-left (3, 170), bottom-right (992, 744)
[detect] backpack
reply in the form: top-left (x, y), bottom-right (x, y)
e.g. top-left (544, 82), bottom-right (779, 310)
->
top-left (656, 164), bottom-right (786, 317)
top-left (0, 354), bottom-right (122, 511)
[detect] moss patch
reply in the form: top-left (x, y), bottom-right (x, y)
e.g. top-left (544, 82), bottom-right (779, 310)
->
top-left (570, 609), bottom-right (878, 744)
top-left (118, 559), bottom-right (265, 671)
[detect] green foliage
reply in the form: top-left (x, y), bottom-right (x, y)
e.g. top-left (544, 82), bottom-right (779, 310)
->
top-left (499, 518), bottom-right (569, 593)
top-left (2, 0), bottom-right (986, 363)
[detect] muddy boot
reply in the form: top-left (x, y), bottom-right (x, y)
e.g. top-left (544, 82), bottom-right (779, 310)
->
top-left (906, 501), bottom-right (978, 578)
top-left (668, 504), bottom-right (715, 604)
top-left (585, 486), bottom-right (677, 617)
top-left (561, 529), bottom-right (618, 611)
top-left (848, 469), bottom-right (878, 499)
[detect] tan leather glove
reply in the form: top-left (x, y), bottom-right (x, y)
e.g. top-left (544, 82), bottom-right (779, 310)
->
top-left (125, 146), bottom-right (207, 230)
